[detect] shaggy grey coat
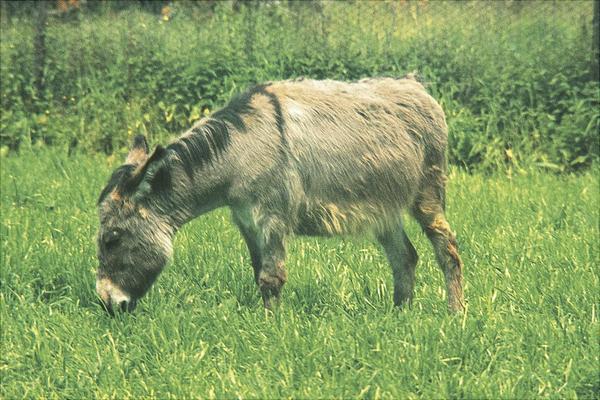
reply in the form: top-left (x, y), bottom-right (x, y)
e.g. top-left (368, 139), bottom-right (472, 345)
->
top-left (96, 76), bottom-right (464, 314)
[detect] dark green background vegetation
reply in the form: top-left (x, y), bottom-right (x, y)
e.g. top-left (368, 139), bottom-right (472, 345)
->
top-left (1, 0), bottom-right (598, 171)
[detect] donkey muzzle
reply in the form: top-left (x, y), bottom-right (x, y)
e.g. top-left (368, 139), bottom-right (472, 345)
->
top-left (96, 277), bottom-right (137, 314)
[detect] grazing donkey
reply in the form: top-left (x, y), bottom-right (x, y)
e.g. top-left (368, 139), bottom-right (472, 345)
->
top-left (96, 76), bottom-right (464, 314)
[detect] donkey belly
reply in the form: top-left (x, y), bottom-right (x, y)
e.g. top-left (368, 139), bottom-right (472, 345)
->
top-left (294, 199), bottom-right (406, 236)
top-left (292, 143), bottom-right (423, 236)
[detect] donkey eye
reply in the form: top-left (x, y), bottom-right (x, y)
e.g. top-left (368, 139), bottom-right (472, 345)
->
top-left (103, 229), bottom-right (122, 248)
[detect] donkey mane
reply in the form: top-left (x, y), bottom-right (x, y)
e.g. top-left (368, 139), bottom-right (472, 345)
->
top-left (167, 118), bottom-right (232, 180)
top-left (166, 83), bottom-right (278, 179)
top-left (98, 112), bottom-right (238, 205)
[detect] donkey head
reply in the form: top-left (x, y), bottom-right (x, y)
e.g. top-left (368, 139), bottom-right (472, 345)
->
top-left (96, 135), bottom-right (173, 314)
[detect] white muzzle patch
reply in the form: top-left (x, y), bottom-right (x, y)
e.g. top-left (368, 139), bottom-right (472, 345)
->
top-left (96, 278), bottom-right (131, 311)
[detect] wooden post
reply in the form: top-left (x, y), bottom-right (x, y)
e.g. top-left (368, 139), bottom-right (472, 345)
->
top-left (33, 0), bottom-right (48, 107)
top-left (242, 1), bottom-right (258, 64)
top-left (593, 0), bottom-right (599, 81)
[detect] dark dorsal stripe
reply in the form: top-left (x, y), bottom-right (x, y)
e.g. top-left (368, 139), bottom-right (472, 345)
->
top-left (260, 89), bottom-right (288, 161)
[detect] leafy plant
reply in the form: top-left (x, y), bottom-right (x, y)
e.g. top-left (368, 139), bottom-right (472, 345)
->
top-left (0, 1), bottom-right (597, 171)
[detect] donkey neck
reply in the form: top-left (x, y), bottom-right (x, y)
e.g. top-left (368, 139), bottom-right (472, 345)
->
top-left (159, 118), bottom-right (237, 228)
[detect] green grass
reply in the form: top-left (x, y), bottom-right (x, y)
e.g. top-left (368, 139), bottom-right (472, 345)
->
top-left (1, 150), bottom-right (598, 399)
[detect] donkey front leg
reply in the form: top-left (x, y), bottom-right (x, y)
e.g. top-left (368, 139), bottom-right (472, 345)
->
top-left (235, 213), bottom-right (288, 309)
top-left (258, 251), bottom-right (287, 309)
top-left (235, 220), bottom-right (263, 284)
top-left (256, 217), bottom-right (288, 309)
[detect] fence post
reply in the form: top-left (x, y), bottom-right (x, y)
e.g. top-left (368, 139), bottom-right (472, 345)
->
top-left (242, 1), bottom-right (257, 64)
top-left (33, 0), bottom-right (48, 108)
top-left (593, 0), bottom-right (599, 81)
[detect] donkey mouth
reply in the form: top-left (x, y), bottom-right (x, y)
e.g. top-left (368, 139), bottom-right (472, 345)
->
top-left (99, 297), bottom-right (137, 315)
top-left (96, 277), bottom-right (138, 315)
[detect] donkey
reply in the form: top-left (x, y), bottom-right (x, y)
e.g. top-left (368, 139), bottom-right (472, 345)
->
top-left (96, 76), bottom-right (464, 314)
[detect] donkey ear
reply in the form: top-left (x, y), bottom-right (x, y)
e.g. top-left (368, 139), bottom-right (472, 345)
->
top-left (122, 145), bottom-right (168, 194)
top-left (126, 135), bottom-right (149, 165)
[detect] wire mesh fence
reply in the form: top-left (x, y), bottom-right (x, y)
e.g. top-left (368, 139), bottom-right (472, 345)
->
top-left (1, 0), bottom-right (598, 170)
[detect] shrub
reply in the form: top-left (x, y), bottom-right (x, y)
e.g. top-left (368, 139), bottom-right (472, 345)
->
top-left (0, 1), bottom-right (597, 171)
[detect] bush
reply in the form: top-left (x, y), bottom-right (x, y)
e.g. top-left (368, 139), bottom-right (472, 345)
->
top-left (0, 1), bottom-right (597, 171)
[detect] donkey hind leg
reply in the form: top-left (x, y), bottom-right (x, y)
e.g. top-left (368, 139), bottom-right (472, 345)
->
top-left (235, 213), bottom-right (288, 309)
top-left (412, 186), bottom-right (464, 313)
top-left (377, 220), bottom-right (418, 308)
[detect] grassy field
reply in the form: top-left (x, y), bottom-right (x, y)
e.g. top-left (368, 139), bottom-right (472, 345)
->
top-left (1, 2), bottom-right (598, 398)
top-left (0, 150), bottom-right (598, 398)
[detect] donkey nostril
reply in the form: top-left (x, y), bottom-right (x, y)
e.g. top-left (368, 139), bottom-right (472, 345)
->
top-left (119, 300), bottom-right (129, 312)
top-left (98, 299), bottom-right (114, 316)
